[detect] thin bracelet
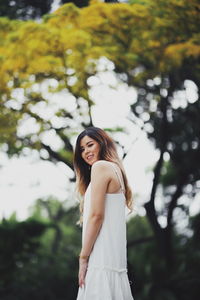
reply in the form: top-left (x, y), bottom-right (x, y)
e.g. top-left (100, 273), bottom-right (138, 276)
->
top-left (79, 254), bottom-right (89, 260)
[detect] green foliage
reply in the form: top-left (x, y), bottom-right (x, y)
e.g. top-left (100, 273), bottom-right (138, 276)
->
top-left (0, 199), bottom-right (199, 300)
top-left (0, 217), bottom-right (47, 288)
top-left (0, 0), bottom-right (199, 169)
top-left (127, 214), bottom-right (200, 299)
top-left (0, 198), bottom-right (81, 300)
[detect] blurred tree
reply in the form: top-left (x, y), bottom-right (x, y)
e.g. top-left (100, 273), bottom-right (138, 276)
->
top-left (124, 0), bottom-right (200, 267)
top-left (0, 6), bottom-right (90, 170)
top-left (0, 0), bottom-right (93, 20)
top-left (1, 207), bottom-right (199, 300)
top-left (0, 0), bottom-right (54, 19)
top-left (0, 215), bottom-right (47, 290)
top-left (30, 197), bottom-right (81, 255)
top-left (127, 213), bottom-right (200, 300)
top-left (0, 3), bottom-right (128, 172)
top-left (0, 198), bottom-right (81, 300)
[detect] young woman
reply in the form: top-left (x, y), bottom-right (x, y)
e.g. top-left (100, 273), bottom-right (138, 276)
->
top-left (73, 126), bottom-right (134, 299)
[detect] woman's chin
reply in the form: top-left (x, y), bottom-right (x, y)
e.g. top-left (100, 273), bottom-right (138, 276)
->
top-left (90, 159), bottom-right (98, 165)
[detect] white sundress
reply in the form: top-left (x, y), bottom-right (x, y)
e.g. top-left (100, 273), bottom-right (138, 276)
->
top-left (76, 163), bottom-right (134, 300)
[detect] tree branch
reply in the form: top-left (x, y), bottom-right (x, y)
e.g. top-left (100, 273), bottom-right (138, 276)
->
top-left (41, 142), bottom-right (74, 170)
top-left (144, 94), bottom-right (169, 232)
top-left (167, 176), bottom-right (187, 227)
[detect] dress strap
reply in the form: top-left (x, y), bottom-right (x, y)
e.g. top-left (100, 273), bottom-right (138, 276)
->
top-left (110, 163), bottom-right (125, 194)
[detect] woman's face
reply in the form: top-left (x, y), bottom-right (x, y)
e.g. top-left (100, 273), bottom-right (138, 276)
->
top-left (80, 135), bottom-right (101, 166)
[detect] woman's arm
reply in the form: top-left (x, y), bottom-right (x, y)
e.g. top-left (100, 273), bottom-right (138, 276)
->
top-left (79, 160), bottom-right (110, 258)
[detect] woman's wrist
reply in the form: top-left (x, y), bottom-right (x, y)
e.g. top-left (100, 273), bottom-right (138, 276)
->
top-left (79, 253), bottom-right (89, 261)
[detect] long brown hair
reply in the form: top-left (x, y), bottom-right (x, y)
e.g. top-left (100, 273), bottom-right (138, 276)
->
top-left (73, 127), bottom-right (133, 216)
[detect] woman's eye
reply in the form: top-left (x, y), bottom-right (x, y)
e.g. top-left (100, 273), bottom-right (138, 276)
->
top-left (80, 144), bottom-right (93, 152)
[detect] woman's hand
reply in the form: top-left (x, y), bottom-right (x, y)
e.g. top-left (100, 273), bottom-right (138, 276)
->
top-left (78, 258), bottom-right (88, 288)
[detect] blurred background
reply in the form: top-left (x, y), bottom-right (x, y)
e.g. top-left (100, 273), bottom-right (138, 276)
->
top-left (0, 0), bottom-right (200, 299)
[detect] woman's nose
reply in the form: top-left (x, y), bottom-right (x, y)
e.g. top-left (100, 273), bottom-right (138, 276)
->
top-left (85, 148), bottom-right (90, 154)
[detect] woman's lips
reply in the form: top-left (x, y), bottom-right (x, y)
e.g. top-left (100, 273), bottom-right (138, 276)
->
top-left (87, 155), bottom-right (94, 160)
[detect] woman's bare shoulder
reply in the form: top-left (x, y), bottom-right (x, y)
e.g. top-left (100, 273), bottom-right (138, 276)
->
top-left (91, 160), bottom-right (112, 170)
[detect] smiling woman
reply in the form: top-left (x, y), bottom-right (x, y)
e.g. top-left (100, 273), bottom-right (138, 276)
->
top-left (73, 126), bottom-right (134, 299)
